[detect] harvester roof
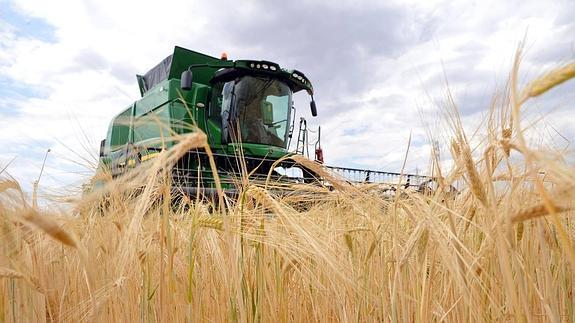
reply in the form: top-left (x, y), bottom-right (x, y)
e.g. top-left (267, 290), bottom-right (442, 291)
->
top-left (136, 46), bottom-right (314, 97)
top-left (137, 46), bottom-right (221, 96)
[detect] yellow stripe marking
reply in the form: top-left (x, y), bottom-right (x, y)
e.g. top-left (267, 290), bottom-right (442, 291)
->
top-left (141, 152), bottom-right (160, 162)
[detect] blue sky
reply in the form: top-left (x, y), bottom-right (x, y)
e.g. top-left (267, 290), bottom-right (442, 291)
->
top-left (1, 0), bottom-right (574, 198)
top-left (0, 2), bottom-right (55, 118)
top-left (1, 1), bottom-right (56, 42)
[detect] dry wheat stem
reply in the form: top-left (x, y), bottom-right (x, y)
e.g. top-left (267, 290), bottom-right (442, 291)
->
top-left (510, 204), bottom-right (569, 224)
top-left (0, 267), bottom-right (24, 279)
top-left (520, 62), bottom-right (575, 104)
top-left (20, 208), bottom-right (78, 248)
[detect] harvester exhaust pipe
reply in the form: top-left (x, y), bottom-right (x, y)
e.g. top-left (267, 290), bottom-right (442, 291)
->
top-left (310, 96), bottom-right (317, 117)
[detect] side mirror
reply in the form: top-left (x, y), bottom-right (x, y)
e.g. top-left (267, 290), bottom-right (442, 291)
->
top-left (99, 139), bottom-right (106, 157)
top-left (181, 70), bottom-right (193, 90)
top-left (310, 100), bottom-right (317, 117)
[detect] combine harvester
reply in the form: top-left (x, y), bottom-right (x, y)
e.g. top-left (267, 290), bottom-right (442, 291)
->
top-left (96, 47), bottom-right (433, 197)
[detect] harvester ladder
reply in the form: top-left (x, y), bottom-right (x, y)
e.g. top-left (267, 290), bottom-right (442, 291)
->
top-left (295, 117), bottom-right (309, 157)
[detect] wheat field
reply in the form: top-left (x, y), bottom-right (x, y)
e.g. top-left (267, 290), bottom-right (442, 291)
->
top-left (1, 52), bottom-right (575, 322)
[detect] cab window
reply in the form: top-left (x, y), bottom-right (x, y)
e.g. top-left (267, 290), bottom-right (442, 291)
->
top-left (210, 81), bottom-right (233, 123)
top-left (133, 105), bottom-right (171, 146)
top-left (110, 108), bottom-right (132, 151)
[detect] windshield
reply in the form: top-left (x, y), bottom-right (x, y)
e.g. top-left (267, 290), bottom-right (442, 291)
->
top-left (233, 76), bottom-right (292, 148)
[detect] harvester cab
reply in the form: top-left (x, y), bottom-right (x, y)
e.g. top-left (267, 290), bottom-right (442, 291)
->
top-left (179, 54), bottom-right (317, 148)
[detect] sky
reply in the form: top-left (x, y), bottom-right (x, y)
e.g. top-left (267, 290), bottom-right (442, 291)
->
top-left (1, 0), bottom-right (574, 196)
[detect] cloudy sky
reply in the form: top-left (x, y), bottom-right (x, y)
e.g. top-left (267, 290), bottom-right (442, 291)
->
top-left (1, 0), bottom-right (574, 195)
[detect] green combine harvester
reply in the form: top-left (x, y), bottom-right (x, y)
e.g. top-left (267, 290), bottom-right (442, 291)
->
top-left (97, 46), bottom-right (432, 197)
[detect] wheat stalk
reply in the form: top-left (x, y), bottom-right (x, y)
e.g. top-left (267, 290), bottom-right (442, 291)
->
top-left (520, 62), bottom-right (575, 104)
top-left (0, 179), bottom-right (20, 193)
top-left (0, 267), bottom-right (24, 279)
top-left (510, 203), bottom-right (569, 224)
top-left (197, 216), bottom-right (224, 230)
top-left (20, 209), bottom-right (78, 248)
